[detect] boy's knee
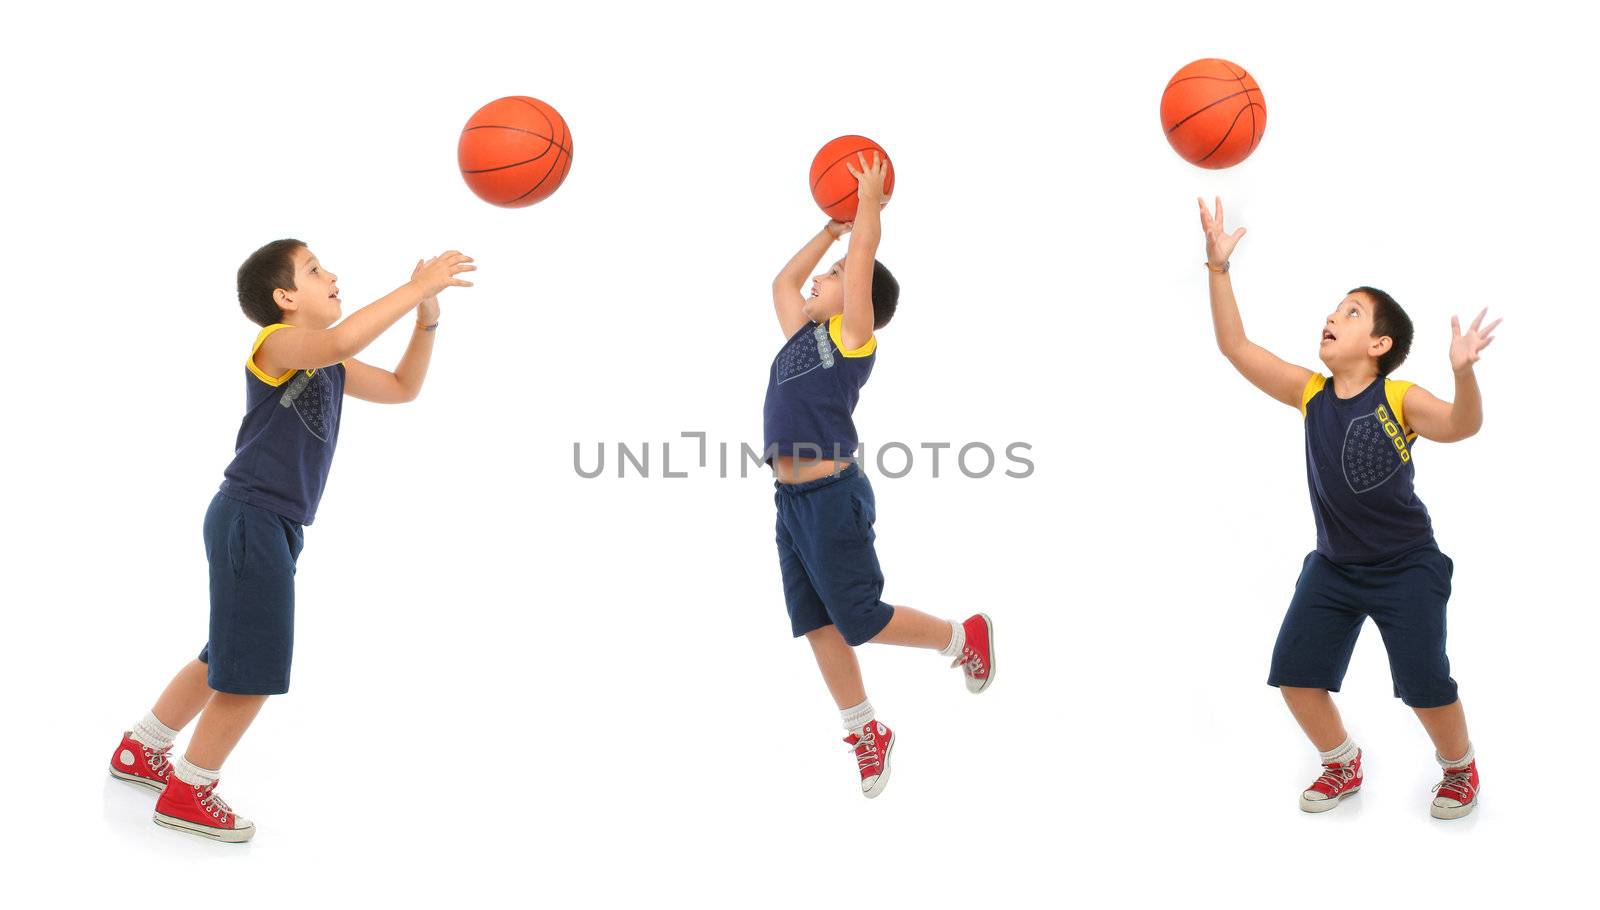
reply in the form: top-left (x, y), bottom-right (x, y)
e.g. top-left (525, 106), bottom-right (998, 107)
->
top-left (803, 624), bottom-right (844, 645)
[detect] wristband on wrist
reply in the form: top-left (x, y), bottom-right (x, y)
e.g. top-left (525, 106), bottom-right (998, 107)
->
top-left (1205, 260), bottom-right (1230, 273)
top-left (417, 320), bottom-right (438, 332)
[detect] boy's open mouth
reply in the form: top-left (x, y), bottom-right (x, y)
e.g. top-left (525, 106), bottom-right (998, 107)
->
top-left (1322, 329), bottom-right (1337, 342)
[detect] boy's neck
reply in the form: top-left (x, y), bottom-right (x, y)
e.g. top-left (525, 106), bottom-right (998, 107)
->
top-left (1328, 364), bottom-right (1380, 399)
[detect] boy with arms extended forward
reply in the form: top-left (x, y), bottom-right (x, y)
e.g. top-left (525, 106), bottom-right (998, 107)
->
top-left (766, 153), bottom-right (995, 799)
top-left (108, 241), bottom-right (474, 841)
top-left (1199, 197), bottom-right (1498, 818)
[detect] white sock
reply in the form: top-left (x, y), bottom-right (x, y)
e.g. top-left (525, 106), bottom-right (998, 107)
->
top-left (938, 620), bottom-right (965, 659)
top-left (1318, 738), bottom-right (1359, 766)
top-left (1438, 743), bottom-right (1474, 769)
top-left (173, 757), bottom-right (220, 787)
top-left (841, 699), bottom-right (875, 735)
top-left (130, 712), bottom-right (178, 750)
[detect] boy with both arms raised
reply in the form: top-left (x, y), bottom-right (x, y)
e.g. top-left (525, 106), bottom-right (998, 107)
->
top-left (766, 153), bottom-right (996, 799)
top-left (1199, 197), bottom-right (1497, 818)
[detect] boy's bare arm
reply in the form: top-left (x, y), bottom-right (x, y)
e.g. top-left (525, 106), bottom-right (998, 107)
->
top-left (840, 152), bottom-right (886, 352)
top-left (773, 222), bottom-right (847, 337)
top-left (345, 260), bottom-right (444, 404)
top-left (1200, 197), bottom-right (1313, 410)
top-left (1402, 308), bottom-right (1500, 442)
top-left (257, 251), bottom-right (472, 375)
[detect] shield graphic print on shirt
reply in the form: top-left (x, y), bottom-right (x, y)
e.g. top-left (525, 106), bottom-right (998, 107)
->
top-left (775, 322), bottom-right (836, 385)
top-left (1341, 407), bottom-right (1406, 494)
top-left (278, 368), bottom-right (333, 442)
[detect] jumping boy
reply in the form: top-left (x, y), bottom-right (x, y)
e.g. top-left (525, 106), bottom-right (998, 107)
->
top-left (766, 152), bottom-right (995, 799)
top-left (107, 241), bottom-right (474, 841)
top-left (1198, 197), bottom-right (1497, 818)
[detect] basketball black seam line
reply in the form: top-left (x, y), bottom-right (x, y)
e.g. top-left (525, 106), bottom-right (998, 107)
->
top-left (462, 124), bottom-right (574, 157)
top-left (1164, 88), bottom-right (1261, 135)
top-left (509, 97), bottom-right (573, 161)
top-left (1227, 66), bottom-right (1262, 154)
top-left (506, 121), bottom-right (571, 205)
top-left (462, 147), bottom-right (560, 174)
top-left (1198, 102), bottom-right (1265, 163)
top-left (508, 122), bottom-right (568, 203)
top-left (811, 145), bottom-right (888, 192)
top-left (1166, 74), bottom-right (1262, 87)
top-left (510, 97), bottom-right (558, 142)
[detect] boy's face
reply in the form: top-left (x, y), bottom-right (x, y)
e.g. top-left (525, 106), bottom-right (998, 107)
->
top-left (802, 257), bottom-right (847, 323)
top-left (274, 246), bottom-right (341, 328)
top-left (1319, 290), bottom-right (1391, 372)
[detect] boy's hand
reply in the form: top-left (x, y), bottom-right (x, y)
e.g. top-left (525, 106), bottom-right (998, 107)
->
top-left (1449, 307), bottom-right (1501, 373)
top-left (845, 152), bottom-right (890, 207)
top-left (825, 220), bottom-right (852, 241)
top-left (1198, 196), bottom-right (1246, 267)
top-left (414, 251), bottom-right (476, 296)
top-left (411, 259), bottom-right (441, 324)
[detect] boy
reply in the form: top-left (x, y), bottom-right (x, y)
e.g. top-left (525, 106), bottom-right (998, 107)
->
top-left (107, 240), bottom-right (474, 842)
top-left (1198, 197), bottom-right (1498, 818)
top-left (766, 152), bottom-right (995, 799)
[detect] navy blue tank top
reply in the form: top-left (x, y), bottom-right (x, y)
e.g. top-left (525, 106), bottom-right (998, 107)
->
top-left (219, 324), bottom-right (344, 525)
top-left (763, 314), bottom-right (875, 462)
top-left (1301, 373), bottom-right (1434, 564)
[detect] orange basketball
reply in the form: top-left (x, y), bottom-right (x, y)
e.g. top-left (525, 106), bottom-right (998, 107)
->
top-left (458, 96), bottom-right (573, 207)
top-left (1160, 59), bottom-right (1266, 169)
top-left (809, 135), bottom-right (894, 222)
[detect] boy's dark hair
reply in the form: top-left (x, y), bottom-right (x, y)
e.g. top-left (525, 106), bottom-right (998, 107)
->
top-left (237, 239), bottom-right (306, 327)
top-left (871, 260), bottom-right (900, 329)
top-left (1351, 285), bottom-right (1412, 376)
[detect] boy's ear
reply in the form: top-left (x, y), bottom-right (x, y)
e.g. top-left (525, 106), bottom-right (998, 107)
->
top-left (1369, 335), bottom-right (1392, 358)
top-left (273, 287), bottom-right (296, 312)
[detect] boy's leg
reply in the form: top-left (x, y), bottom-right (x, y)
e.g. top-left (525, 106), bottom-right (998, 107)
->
top-left (1416, 699), bottom-right (1478, 819)
top-left (1413, 699), bottom-right (1470, 760)
top-left (1269, 554), bottom-right (1367, 812)
top-left (184, 693), bottom-right (269, 770)
top-left (1366, 547), bottom-right (1478, 816)
top-left (804, 625), bottom-right (867, 709)
top-left (868, 605), bottom-right (951, 650)
top-left (1279, 686), bottom-right (1349, 753)
top-left (805, 625), bottom-right (892, 798)
top-left (868, 606), bottom-right (995, 692)
top-left (151, 658), bottom-right (215, 731)
top-left (111, 658), bottom-right (214, 791)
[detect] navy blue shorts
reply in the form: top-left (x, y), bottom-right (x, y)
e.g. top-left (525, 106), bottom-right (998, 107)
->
top-left (1268, 545), bottom-right (1458, 709)
top-left (197, 492), bottom-right (304, 695)
top-left (774, 464), bottom-right (894, 647)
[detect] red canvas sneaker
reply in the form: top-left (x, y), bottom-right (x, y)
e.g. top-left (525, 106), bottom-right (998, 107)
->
top-left (108, 732), bottom-right (173, 793)
top-left (1431, 759), bottom-right (1480, 820)
top-left (154, 776), bottom-right (255, 843)
top-left (953, 613), bottom-right (995, 694)
top-left (1299, 749), bottom-right (1363, 813)
top-left (843, 720), bottom-right (895, 799)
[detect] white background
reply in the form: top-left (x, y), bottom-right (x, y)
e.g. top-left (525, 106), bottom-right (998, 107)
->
top-left (3, 1), bottom-right (1595, 906)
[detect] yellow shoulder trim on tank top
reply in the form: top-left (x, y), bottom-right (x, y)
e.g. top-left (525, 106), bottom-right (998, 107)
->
top-left (1385, 379), bottom-right (1417, 442)
top-left (1300, 373), bottom-right (1327, 417)
top-left (828, 314), bottom-right (877, 358)
top-left (247, 324), bottom-right (298, 387)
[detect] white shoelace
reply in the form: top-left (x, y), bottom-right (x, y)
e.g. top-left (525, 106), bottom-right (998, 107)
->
top-left (144, 744), bottom-right (173, 777)
top-left (952, 646), bottom-right (986, 677)
top-left (1434, 769), bottom-right (1475, 801)
top-left (1313, 763), bottom-right (1357, 794)
top-left (195, 782), bottom-right (235, 821)
top-left (850, 728), bottom-right (881, 773)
